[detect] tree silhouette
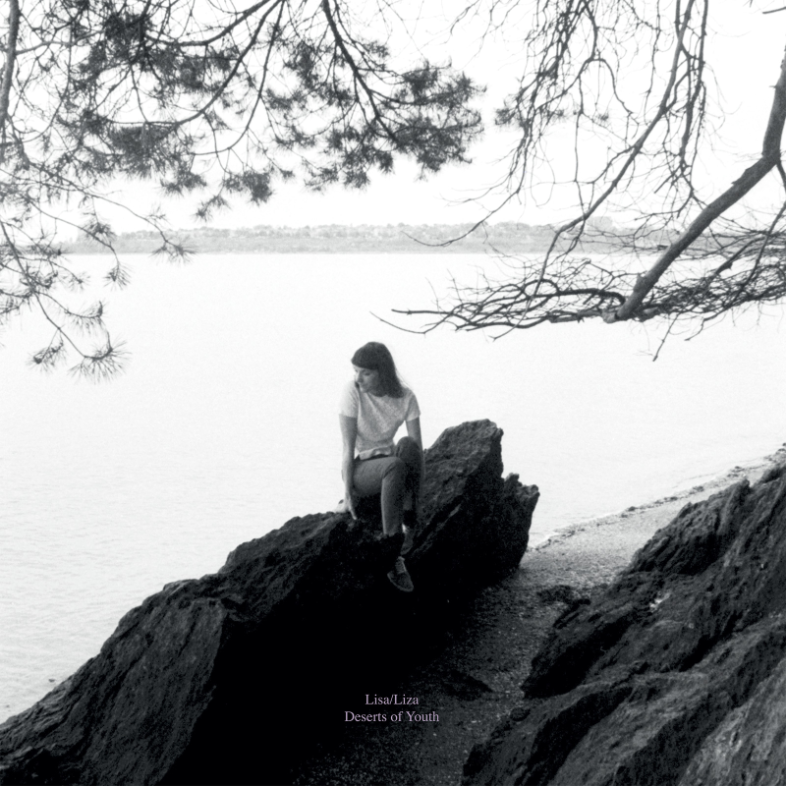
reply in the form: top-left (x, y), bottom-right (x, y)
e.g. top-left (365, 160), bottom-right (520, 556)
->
top-left (4, 1), bottom-right (784, 371)
top-left (0, 0), bottom-right (481, 375)
top-left (396, 1), bottom-right (786, 353)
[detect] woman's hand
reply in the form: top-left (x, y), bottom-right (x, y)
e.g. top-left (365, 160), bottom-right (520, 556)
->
top-left (337, 495), bottom-right (357, 520)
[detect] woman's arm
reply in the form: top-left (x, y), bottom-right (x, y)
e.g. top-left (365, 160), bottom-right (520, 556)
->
top-left (405, 417), bottom-right (422, 450)
top-left (339, 414), bottom-right (358, 520)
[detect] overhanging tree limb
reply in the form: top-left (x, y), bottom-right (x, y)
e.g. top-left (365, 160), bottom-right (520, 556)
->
top-left (392, 2), bottom-right (786, 347)
top-left (608, 46), bottom-right (786, 322)
top-left (0, 0), bottom-right (481, 376)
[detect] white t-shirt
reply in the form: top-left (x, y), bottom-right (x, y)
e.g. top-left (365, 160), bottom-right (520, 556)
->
top-left (339, 381), bottom-right (421, 459)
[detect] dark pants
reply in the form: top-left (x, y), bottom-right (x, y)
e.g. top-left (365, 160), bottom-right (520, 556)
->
top-left (352, 437), bottom-right (422, 536)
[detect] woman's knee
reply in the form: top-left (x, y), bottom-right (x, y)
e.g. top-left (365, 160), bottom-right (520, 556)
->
top-left (396, 436), bottom-right (421, 461)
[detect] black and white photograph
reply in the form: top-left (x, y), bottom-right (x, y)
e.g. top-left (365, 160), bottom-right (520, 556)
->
top-left (2, 1), bottom-right (786, 784)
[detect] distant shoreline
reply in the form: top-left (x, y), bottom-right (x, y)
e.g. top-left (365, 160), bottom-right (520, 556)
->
top-left (62, 220), bottom-right (669, 256)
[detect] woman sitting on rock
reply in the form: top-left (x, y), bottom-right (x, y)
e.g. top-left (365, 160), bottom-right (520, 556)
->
top-left (338, 341), bottom-right (423, 593)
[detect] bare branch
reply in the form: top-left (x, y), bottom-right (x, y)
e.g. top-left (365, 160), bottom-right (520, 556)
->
top-left (0, 0), bottom-right (20, 161)
top-left (610, 47), bottom-right (786, 322)
top-left (396, 2), bottom-right (786, 349)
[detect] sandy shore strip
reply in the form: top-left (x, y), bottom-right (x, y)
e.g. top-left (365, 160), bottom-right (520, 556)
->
top-left (530, 441), bottom-right (786, 588)
top-left (293, 443), bottom-right (786, 786)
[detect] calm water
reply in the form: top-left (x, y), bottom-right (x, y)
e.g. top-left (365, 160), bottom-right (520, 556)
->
top-left (2, 254), bottom-right (785, 721)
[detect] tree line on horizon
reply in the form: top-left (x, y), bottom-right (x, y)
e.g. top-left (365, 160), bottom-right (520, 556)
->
top-left (65, 219), bottom-right (673, 255)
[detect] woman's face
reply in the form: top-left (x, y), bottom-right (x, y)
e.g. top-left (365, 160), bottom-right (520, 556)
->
top-left (353, 365), bottom-right (381, 394)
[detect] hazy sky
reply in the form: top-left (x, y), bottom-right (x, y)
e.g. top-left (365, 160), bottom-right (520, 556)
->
top-left (105, 2), bottom-right (786, 231)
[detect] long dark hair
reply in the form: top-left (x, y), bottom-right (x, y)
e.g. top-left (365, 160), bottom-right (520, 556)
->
top-left (351, 342), bottom-right (404, 397)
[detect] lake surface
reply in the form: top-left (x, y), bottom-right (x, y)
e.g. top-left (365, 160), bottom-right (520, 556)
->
top-left (2, 253), bottom-right (785, 722)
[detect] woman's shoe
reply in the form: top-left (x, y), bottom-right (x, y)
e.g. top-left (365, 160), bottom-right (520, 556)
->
top-left (387, 556), bottom-right (414, 593)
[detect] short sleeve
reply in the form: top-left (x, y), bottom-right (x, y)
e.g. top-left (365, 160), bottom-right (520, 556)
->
top-left (405, 391), bottom-right (421, 421)
top-left (339, 381), bottom-right (359, 418)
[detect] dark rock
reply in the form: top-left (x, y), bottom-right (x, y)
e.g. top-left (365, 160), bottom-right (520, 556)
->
top-left (677, 652), bottom-right (786, 786)
top-left (464, 463), bottom-right (786, 786)
top-left (536, 584), bottom-right (590, 609)
top-left (442, 669), bottom-right (494, 700)
top-left (0, 420), bottom-right (537, 786)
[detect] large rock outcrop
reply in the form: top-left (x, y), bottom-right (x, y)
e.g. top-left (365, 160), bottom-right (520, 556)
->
top-left (464, 463), bottom-right (786, 786)
top-left (0, 420), bottom-right (537, 786)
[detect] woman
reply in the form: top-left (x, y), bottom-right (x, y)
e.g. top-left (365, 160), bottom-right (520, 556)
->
top-left (338, 342), bottom-right (423, 593)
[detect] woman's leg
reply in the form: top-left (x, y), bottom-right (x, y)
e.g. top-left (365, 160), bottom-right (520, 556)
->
top-left (394, 437), bottom-right (423, 520)
top-left (352, 453), bottom-right (417, 593)
top-left (352, 456), bottom-right (407, 536)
